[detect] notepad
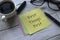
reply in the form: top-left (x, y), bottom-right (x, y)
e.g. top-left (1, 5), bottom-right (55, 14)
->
top-left (19, 8), bottom-right (51, 34)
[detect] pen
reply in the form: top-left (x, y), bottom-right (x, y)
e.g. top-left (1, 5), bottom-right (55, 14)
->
top-left (17, 1), bottom-right (26, 15)
top-left (45, 12), bottom-right (60, 26)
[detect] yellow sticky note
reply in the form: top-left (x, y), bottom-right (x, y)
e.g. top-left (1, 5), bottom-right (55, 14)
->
top-left (19, 8), bottom-right (51, 34)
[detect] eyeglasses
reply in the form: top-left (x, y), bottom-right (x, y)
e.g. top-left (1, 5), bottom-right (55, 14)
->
top-left (30, 0), bottom-right (60, 11)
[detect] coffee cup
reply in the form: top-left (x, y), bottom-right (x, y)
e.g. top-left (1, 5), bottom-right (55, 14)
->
top-left (0, 0), bottom-right (17, 21)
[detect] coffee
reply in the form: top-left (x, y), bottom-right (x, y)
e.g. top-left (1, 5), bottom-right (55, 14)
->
top-left (0, 1), bottom-right (15, 14)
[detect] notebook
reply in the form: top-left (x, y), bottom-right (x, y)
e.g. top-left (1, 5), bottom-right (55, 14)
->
top-left (18, 8), bottom-right (51, 34)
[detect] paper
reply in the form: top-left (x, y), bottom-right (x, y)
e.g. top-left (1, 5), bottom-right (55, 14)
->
top-left (19, 8), bottom-right (51, 34)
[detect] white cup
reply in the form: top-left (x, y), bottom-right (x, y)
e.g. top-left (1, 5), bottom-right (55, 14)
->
top-left (0, 0), bottom-right (17, 21)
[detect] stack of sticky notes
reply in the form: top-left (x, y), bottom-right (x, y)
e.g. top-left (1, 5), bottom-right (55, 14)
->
top-left (18, 8), bottom-right (51, 34)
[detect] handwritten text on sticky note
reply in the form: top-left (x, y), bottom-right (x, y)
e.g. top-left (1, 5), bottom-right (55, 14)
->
top-left (19, 8), bottom-right (51, 34)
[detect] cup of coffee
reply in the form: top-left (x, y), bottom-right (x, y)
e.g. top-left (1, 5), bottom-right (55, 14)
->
top-left (0, 0), bottom-right (17, 21)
